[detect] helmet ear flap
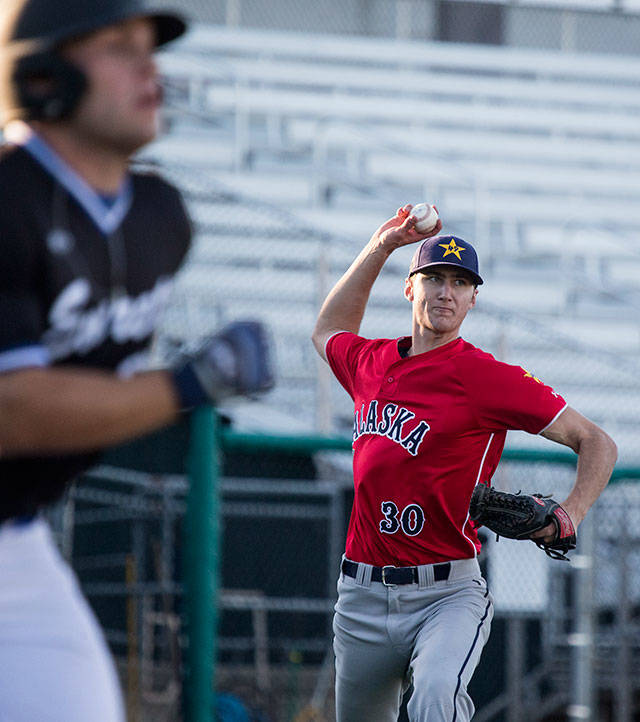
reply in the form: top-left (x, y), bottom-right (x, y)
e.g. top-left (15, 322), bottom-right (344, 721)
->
top-left (9, 51), bottom-right (87, 121)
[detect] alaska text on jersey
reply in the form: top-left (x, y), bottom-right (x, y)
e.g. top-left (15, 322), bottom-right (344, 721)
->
top-left (353, 400), bottom-right (431, 456)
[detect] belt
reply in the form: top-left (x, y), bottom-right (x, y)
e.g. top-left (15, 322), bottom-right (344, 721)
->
top-left (0, 514), bottom-right (36, 528)
top-left (342, 559), bottom-right (451, 586)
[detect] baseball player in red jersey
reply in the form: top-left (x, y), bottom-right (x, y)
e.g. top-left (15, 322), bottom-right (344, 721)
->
top-left (312, 205), bottom-right (617, 721)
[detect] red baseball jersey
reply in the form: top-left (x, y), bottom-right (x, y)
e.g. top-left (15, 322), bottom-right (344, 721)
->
top-left (326, 333), bottom-right (567, 566)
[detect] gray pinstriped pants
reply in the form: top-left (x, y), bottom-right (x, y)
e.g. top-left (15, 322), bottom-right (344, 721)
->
top-left (333, 557), bottom-right (493, 722)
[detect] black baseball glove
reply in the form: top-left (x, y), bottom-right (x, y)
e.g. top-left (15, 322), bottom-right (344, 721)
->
top-left (469, 483), bottom-right (577, 561)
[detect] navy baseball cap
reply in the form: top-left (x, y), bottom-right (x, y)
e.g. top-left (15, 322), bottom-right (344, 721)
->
top-left (408, 235), bottom-right (483, 286)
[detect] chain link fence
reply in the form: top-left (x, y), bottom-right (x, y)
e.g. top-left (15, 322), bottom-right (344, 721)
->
top-left (137, 160), bottom-right (640, 467)
top-left (127, 148), bottom-right (640, 719)
top-left (47, 435), bottom-right (639, 722)
top-left (152, 0), bottom-right (640, 55)
top-left (0, 0), bottom-right (625, 45)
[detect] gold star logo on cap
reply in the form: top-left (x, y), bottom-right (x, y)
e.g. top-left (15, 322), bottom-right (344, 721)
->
top-left (438, 238), bottom-right (465, 260)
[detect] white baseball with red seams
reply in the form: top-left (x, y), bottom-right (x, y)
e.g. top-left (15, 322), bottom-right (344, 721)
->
top-left (411, 203), bottom-right (439, 233)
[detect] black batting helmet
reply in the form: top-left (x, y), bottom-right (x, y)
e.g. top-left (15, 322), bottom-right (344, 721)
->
top-left (0, 0), bottom-right (187, 124)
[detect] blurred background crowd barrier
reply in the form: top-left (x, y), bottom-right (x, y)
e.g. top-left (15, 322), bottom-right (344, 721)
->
top-left (33, 0), bottom-right (640, 719)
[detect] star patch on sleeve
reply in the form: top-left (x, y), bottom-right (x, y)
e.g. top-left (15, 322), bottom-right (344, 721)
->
top-left (522, 368), bottom-right (543, 384)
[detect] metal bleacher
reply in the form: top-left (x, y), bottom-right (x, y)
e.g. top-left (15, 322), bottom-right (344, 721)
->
top-left (145, 25), bottom-right (640, 461)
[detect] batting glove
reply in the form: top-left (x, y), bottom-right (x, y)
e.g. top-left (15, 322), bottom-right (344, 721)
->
top-left (171, 320), bottom-right (274, 409)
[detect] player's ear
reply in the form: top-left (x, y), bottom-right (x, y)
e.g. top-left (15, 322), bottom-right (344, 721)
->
top-left (404, 276), bottom-right (414, 302)
top-left (469, 287), bottom-right (478, 308)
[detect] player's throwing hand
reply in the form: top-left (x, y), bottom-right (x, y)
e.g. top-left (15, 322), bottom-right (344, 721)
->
top-left (372, 204), bottom-right (443, 251)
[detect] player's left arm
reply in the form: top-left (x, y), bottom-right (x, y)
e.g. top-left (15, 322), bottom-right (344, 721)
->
top-left (533, 406), bottom-right (617, 543)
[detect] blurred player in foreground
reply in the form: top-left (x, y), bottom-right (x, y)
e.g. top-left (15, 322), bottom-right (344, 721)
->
top-left (312, 205), bottom-right (617, 721)
top-left (0, 1), bottom-right (272, 720)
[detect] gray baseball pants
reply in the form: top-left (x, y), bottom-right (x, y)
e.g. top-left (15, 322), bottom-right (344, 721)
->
top-left (333, 557), bottom-right (493, 722)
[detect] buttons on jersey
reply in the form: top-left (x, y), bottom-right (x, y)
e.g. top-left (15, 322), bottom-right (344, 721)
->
top-left (380, 374), bottom-right (399, 396)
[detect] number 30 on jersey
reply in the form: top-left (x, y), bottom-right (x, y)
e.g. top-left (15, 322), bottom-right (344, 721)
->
top-left (379, 501), bottom-right (425, 537)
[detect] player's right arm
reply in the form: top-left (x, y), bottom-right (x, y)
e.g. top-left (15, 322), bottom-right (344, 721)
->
top-left (0, 366), bottom-right (181, 456)
top-left (311, 205), bottom-right (441, 361)
top-left (0, 318), bottom-right (273, 457)
top-left (0, 219), bottom-right (183, 456)
top-left (0, 196), bottom-right (272, 457)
